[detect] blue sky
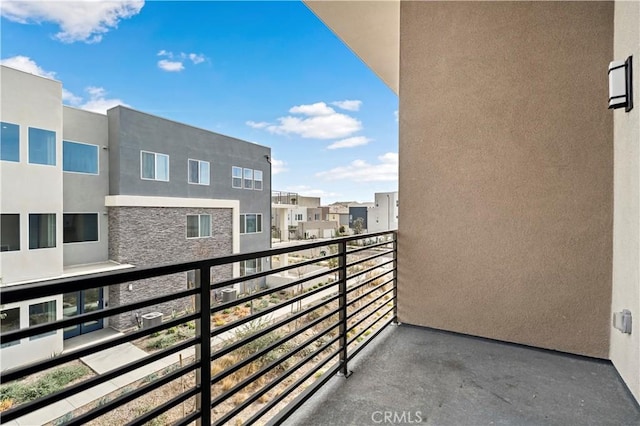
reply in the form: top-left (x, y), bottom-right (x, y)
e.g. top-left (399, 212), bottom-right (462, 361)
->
top-left (0, 1), bottom-right (398, 204)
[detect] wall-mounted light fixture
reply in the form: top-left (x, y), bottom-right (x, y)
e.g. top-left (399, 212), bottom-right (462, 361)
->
top-left (609, 56), bottom-right (633, 112)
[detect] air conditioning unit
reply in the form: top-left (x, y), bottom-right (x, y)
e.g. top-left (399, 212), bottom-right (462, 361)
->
top-left (221, 288), bottom-right (237, 303)
top-left (141, 312), bottom-right (163, 329)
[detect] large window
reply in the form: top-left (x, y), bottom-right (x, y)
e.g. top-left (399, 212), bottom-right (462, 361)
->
top-left (63, 213), bottom-right (98, 243)
top-left (29, 301), bottom-right (56, 340)
top-left (254, 170), bottom-right (263, 190)
top-left (1, 122), bottom-right (19, 162)
top-left (187, 214), bottom-right (211, 238)
top-left (141, 151), bottom-right (169, 181)
top-left (240, 259), bottom-right (262, 277)
top-left (63, 141), bottom-right (98, 174)
top-left (188, 159), bottom-right (210, 185)
top-left (29, 127), bottom-right (56, 166)
top-left (1, 307), bottom-right (20, 348)
top-left (232, 166), bottom-right (242, 188)
top-left (1, 214), bottom-right (20, 252)
top-left (243, 168), bottom-right (253, 189)
top-left (240, 213), bottom-right (262, 234)
top-left (29, 213), bottom-right (56, 249)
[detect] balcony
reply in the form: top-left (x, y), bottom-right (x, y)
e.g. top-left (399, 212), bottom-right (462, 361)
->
top-left (0, 232), bottom-right (397, 425)
top-left (2, 231), bottom-right (639, 425)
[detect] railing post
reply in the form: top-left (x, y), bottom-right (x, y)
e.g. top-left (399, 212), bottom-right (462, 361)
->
top-left (338, 240), bottom-right (352, 377)
top-left (392, 231), bottom-right (400, 325)
top-left (195, 267), bottom-right (212, 426)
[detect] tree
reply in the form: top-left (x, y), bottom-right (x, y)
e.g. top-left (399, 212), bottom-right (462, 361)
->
top-left (353, 217), bottom-right (364, 235)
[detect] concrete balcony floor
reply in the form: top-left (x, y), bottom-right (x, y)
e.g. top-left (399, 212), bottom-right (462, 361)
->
top-left (285, 325), bottom-right (640, 426)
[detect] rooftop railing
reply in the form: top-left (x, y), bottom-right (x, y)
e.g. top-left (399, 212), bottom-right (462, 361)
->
top-left (0, 231), bottom-right (397, 425)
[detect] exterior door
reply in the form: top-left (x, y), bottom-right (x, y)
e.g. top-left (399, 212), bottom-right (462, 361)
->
top-left (63, 288), bottom-right (104, 339)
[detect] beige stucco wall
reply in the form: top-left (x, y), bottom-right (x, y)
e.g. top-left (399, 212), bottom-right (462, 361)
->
top-left (610, 0), bottom-right (639, 403)
top-left (398, 2), bottom-right (614, 358)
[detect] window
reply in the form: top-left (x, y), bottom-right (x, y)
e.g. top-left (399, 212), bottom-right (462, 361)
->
top-left (1, 214), bottom-right (20, 251)
top-left (254, 170), bottom-right (263, 190)
top-left (240, 214), bottom-right (262, 234)
top-left (1, 307), bottom-right (20, 348)
top-left (232, 166), bottom-right (242, 188)
top-left (240, 259), bottom-right (262, 277)
top-left (29, 214), bottom-right (56, 249)
top-left (1, 122), bottom-right (19, 162)
top-left (29, 301), bottom-right (56, 340)
top-left (243, 168), bottom-right (253, 189)
top-left (187, 214), bottom-right (211, 238)
top-left (63, 214), bottom-right (98, 243)
top-left (295, 214), bottom-right (303, 221)
top-left (141, 151), bottom-right (169, 181)
top-left (29, 127), bottom-right (56, 166)
top-left (188, 159), bottom-right (210, 185)
top-left (63, 141), bottom-right (98, 174)
top-left (314, 213), bottom-right (320, 220)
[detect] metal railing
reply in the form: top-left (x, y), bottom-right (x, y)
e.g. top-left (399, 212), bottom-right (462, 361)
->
top-left (0, 231), bottom-right (397, 425)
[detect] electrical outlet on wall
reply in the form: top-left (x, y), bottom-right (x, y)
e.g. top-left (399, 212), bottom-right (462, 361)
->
top-left (613, 310), bottom-right (632, 334)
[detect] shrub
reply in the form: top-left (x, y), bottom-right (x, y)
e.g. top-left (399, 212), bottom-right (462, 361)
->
top-left (0, 365), bottom-right (90, 404)
top-left (145, 334), bottom-right (177, 350)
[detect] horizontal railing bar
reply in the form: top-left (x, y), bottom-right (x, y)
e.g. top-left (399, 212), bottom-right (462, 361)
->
top-left (347, 289), bottom-right (394, 323)
top-left (347, 280), bottom-right (394, 308)
top-left (173, 410), bottom-right (200, 426)
top-left (1, 232), bottom-right (394, 304)
top-left (346, 275), bottom-right (394, 299)
top-left (1, 338), bottom-right (198, 423)
top-left (347, 315), bottom-right (395, 363)
top-left (211, 286), bottom-right (340, 339)
top-left (65, 363), bottom-right (199, 426)
top-left (247, 350), bottom-right (341, 426)
top-left (126, 387), bottom-right (199, 426)
top-left (1, 290), bottom-right (198, 344)
top-left (1, 314), bottom-right (198, 383)
top-left (346, 247), bottom-right (394, 266)
top-left (218, 335), bottom-right (341, 426)
top-left (210, 302), bottom-right (341, 365)
top-left (211, 269), bottom-right (338, 315)
top-left (348, 306), bottom-right (395, 347)
top-left (346, 258), bottom-right (394, 282)
top-left (345, 239), bottom-right (394, 255)
top-left (210, 307), bottom-right (340, 392)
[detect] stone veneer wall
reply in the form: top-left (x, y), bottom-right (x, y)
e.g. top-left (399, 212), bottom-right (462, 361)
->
top-left (108, 206), bottom-right (233, 330)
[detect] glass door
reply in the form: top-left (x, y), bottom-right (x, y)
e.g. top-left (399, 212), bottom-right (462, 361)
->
top-left (63, 288), bottom-right (104, 339)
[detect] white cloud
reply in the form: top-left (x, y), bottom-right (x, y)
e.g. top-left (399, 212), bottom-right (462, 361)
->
top-left (1, 0), bottom-right (144, 43)
top-left (157, 50), bottom-right (206, 72)
top-left (0, 55), bottom-right (56, 78)
top-left (327, 136), bottom-right (371, 150)
top-left (316, 152), bottom-right (398, 182)
top-left (289, 102), bottom-right (335, 116)
top-left (62, 88), bottom-right (82, 105)
top-left (188, 53), bottom-right (205, 64)
top-left (394, 110), bottom-right (398, 122)
top-left (271, 158), bottom-right (288, 175)
top-left (267, 113), bottom-right (362, 140)
top-left (158, 59), bottom-right (184, 72)
top-left (246, 120), bottom-right (270, 129)
top-left (332, 100), bottom-right (362, 112)
top-left (285, 185), bottom-right (340, 199)
top-left (78, 86), bottom-right (129, 113)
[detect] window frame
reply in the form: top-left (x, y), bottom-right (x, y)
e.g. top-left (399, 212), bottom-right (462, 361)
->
top-left (240, 258), bottom-right (262, 277)
top-left (29, 300), bottom-right (56, 340)
top-left (63, 140), bottom-right (99, 175)
top-left (232, 166), bottom-right (243, 188)
top-left (240, 213), bottom-right (263, 234)
top-left (254, 169), bottom-right (263, 191)
top-left (243, 168), bottom-right (253, 189)
top-left (186, 214), bottom-right (212, 239)
top-left (1, 121), bottom-right (20, 163)
top-left (1, 214), bottom-right (20, 252)
top-left (140, 150), bottom-right (170, 182)
top-left (0, 307), bottom-right (21, 348)
top-left (63, 213), bottom-right (99, 244)
top-left (188, 159), bottom-right (210, 185)
top-left (28, 213), bottom-right (56, 250)
top-left (28, 127), bottom-right (56, 166)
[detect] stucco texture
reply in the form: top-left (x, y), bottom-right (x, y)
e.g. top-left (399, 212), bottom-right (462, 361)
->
top-left (398, 2), bottom-right (614, 358)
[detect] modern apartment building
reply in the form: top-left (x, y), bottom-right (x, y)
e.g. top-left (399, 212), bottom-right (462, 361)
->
top-left (367, 192), bottom-right (399, 233)
top-left (0, 65), bottom-right (271, 369)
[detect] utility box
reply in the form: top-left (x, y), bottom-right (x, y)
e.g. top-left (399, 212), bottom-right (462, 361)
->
top-left (142, 312), bottom-right (163, 329)
top-left (221, 288), bottom-right (237, 303)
